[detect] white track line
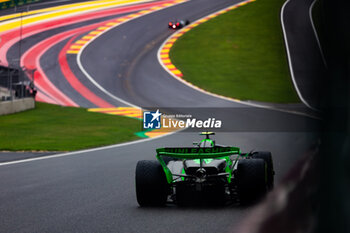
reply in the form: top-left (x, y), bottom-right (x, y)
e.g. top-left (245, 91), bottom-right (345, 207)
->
top-left (281, 0), bottom-right (321, 111)
top-left (309, 0), bottom-right (327, 67)
top-left (158, 0), bottom-right (320, 119)
top-left (0, 129), bottom-right (182, 167)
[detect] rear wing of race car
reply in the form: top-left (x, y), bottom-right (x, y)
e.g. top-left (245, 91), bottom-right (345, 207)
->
top-left (156, 147), bottom-right (240, 183)
top-left (156, 147), bottom-right (240, 159)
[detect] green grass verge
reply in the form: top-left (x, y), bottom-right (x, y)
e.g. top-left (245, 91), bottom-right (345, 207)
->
top-left (170, 0), bottom-right (299, 103)
top-left (0, 102), bottom-right (141, 151)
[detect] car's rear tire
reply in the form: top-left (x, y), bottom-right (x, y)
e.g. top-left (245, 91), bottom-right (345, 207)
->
top-left (135, 160), bottom-right (169, 206)
top-left (237, 159), bottom-right (267, 205)
top-left (252, 151), bottom-right (274, 190)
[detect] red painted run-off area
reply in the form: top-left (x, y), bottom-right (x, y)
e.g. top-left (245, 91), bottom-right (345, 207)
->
top-left (21, 17), bottom-right (119, 107)
top-left (1, 0), bottom-right (178, 107)
top-left (60, 36), bottom-right (115, 108)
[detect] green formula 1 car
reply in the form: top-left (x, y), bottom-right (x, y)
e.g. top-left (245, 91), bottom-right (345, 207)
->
top-left (135, 132), bottom-right (274, 206)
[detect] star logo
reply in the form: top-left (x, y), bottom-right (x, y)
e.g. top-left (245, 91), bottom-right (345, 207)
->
top-left (150, 109), bottom-right (161, 122)
top-left (143, 109), bottom-right (162, 129)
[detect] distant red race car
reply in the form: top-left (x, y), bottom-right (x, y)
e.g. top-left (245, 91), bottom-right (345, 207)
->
top-left (168, 20), bottom-right (190, 29)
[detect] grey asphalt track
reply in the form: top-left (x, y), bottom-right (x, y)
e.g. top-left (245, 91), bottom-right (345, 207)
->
top-left (0, 132), bottom-right (317, 233)
top-left (0, 0), bottom-right (322, 232)
top-left (81, 0), bottom-right (247, 108)
top-left (0, 151), bottom-right (56, 163)
top-left (282, 0), bottom-right (327, 109)
top-left (78, 0), bottom-right (320, 130)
